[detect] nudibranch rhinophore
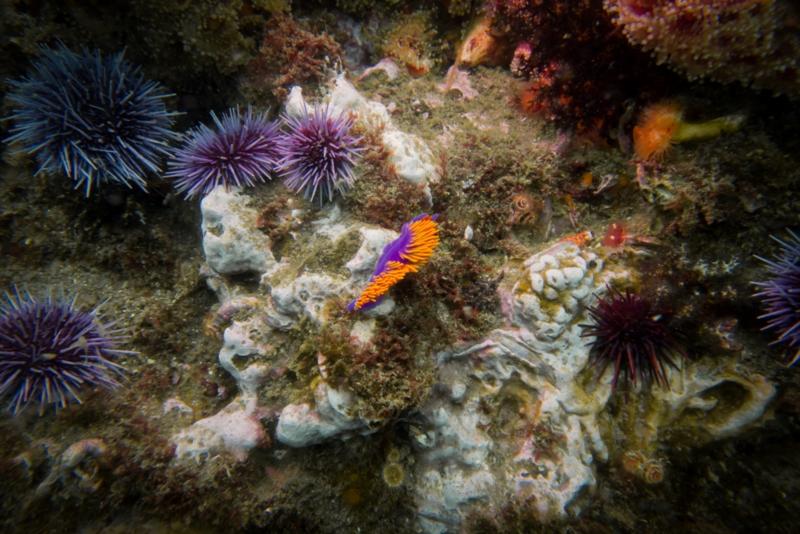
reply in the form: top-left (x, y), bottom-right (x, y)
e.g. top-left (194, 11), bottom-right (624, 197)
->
top-left (347, 214), bottom-right (440, 312)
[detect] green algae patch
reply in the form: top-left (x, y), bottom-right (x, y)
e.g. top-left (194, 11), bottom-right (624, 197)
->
top-left (318, 318), bottom-right (435, 421)
top-left (345, 123), bottom-right (431, 230)
top-left (303, 230), bottom-right (362, 276)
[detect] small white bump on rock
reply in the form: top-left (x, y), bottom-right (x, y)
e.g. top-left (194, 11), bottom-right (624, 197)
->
top-left (451, 382), bottom-right (467, 402)
top-left (562, 267), bottom-right (584, 286)
top-left (552, 306), bottom-right (571, 324)
top-left (571, 285), bottom-right (591, 301)
top-left (529, 272), bottom-right (545, 293)
top-left (545, 269), bottom-right (566, 290)
top-left (540, 255), bottom-right (558, 268)
top-left (527, 259), bottom-right (546, 272)
top-left (543, 287), bottom-right (559, 301)
top-left (562, 295), bottom-right (579, 312)
top-left (464, 225), bottom-right (474, 241)
top-left (572, 256), bottom-right (587, 271)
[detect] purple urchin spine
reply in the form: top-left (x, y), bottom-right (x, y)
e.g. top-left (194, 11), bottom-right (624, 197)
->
top-left (277, 105), bottom-right (363, 204)
top-left (167, 106), bottom-right (282, 199)
top-left (4, 44), bottom-right (179, 196)
top-left (754, 230), bottom-right (800, 366)
top-left (0, 288), bottom-right (132, 415)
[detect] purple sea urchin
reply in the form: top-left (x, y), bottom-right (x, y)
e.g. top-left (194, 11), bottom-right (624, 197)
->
top-left (0, 289), bottom-right (131, 415)
top-left (581, 289), bottom-right (682, 390)
top-left (278, 105), bottom-right (362, 204)
top-left (5, 45), bottom-right (178, 196)
top-left (754, 230), bottom-right (800, 366)
top-left (167, 107), bottom-right (282, 199)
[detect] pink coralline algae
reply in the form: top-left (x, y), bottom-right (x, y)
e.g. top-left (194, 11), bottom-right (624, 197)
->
top-left (604, 0), bottom-right (800, 96)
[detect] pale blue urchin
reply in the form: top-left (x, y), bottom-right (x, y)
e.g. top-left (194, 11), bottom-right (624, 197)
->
top-left (166, 107), bottom-right (282, 199)
top-left (754, 230), bottom-right (800, 366)
top-left (0, 288), bottom-right (131, 415)
top-left (278, 105), bottom-right (362, 204)
top-left (4, 44), bottom-right (179, 196)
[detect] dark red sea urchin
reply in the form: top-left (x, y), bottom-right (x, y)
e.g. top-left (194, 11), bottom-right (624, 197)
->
top-left (581, 289), bottom-right (683, 390)
top-left (278, 105), bottom-right (362, 204)
top-left (167, 107), bottom-right (282, 199)
top-left (0, 289), bottom-right (131, 415)
top-left (754, 230), bottom-right (800, 367)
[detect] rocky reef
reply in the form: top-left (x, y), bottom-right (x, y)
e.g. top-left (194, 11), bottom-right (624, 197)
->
top-left (1, 2), bottom-right (799, 533)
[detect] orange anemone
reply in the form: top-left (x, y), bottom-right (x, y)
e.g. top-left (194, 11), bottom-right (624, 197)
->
top-left (633, 102), bottom-right (682, 160)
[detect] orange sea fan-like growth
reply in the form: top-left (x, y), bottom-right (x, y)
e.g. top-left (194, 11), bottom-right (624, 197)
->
top-left (633, 101), bottom-right (745, 160)
top-left (633, 101), bottom-right (682, 160)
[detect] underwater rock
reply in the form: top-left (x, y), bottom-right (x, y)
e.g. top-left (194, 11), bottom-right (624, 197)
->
top-left (34, 438), bottom-right (108, 498)
top-left (314, 75), bottom-right (438, 197)
top-left (276, 382), bottom-right (377, 447)
top-left (191, 207), bottom-right (411, 452)
top-left (172, 316), bottom-right (271, 462)
top-left (645, 363), bottom-right (776, 443)
top-left (409, 240), bottom-right (776, 533)
top-left (271, 273), bottom-right (345, 324)
top-left (274, 226), bottom-right (414, 446)
top-left (172, 396), bottom-right (269, 462)
top-left (201, 186), bottom-right (277, 276)
top-left (412, 243), bottom-right (624, 532)
top-left (217, 315), bottom-right (273, 394)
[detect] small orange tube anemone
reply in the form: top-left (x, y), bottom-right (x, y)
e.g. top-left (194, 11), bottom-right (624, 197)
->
top-left (633, 102), bottom-right (682, 160)
top-left (457, 16), bottom-right (503, 68)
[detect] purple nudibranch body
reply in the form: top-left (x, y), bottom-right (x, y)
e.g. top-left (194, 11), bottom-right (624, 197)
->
top-left (348, 214), bottom-right (441, 312)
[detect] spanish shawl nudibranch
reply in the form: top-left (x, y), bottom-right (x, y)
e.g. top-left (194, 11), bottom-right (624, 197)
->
top-left (348, 214), bottom-right (440, 312)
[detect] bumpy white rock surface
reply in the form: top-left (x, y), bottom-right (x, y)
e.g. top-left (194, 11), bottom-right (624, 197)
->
top-left (218, 315), bottom-right (272, 394)
top-left (172, 317), bottom-right (271, 462)
top-left (201, 187), bottom-right (276, 275)
top-left (192, 203), bottom-right (409, 452)
top-left (413, 243), bottom-right (623, 533)
top-left (271, 273), bottom-right (345, 324)
top-left (646, 363), bottom-right (776, 443)
top-left (271, 218), bottom-right (412, 446)
top-left (410, 240), bottom-right (776, 533)
top-left (276, 382), bottom-right (377, 447)
top-left (172, 396), bottom-right (268, 462)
